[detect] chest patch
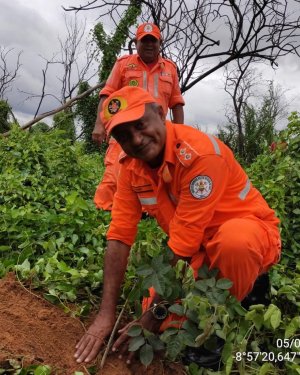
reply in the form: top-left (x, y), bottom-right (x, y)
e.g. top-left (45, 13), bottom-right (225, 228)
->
top-left (129, 79), bottom-right (139, 87)
top-left (190, 176), bottom-right (212, 199)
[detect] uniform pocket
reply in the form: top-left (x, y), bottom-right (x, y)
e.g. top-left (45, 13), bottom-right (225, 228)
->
top-left (124, 70), bottom-right (143, 88)
top-left (159, 74), bottom-right (173, 94)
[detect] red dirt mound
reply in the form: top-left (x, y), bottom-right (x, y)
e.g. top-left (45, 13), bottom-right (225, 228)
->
top-left (0, 273), bottom-right (185, 375)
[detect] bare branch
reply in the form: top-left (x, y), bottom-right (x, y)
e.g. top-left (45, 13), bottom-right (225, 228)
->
top-left (64, 0), bottom-right (300, 94)
top-left (1, 82), bottom-right (104, 137)
top-left (0, 46), bottom-right (22, 99)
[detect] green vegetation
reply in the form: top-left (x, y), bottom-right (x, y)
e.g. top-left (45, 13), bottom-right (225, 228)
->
top-left (75, 0), bottom-right (142, 153)
top-left (0, 113), bottom-right (299, 374)
top-left (0, 99), bottom-right (14, 133)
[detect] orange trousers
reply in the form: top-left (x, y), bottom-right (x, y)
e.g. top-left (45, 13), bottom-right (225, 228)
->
top-left (94, 138), bottom-right (122, 211)
top-left (142, 215), bottom-right (281, 331)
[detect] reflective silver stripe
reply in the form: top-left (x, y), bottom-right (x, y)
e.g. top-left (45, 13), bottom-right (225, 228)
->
top-left (139, 197), bottom-right (157, 205)
top-left (239, 179), bottom-right (251, 200)
top-left (153, 73), bottom-right (159, 97)
top-left (168, 192), bottom-right (178, 205)
top-left (143, 71), bottom-right (148, 90)
top-left (207, 134), bottom-right (221, 155)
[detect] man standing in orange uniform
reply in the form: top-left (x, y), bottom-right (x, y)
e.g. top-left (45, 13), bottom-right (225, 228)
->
top-left (93, 23), bottom-right (185, 210)
top-left (75, 87), bottom-right (281, 366)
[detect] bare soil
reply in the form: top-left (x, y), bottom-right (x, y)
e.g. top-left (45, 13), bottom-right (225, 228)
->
top-left (0, 273), bottom-right (185, 375)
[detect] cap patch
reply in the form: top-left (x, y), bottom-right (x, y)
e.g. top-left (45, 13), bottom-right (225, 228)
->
top-left (104, 96), bottom-right (128, 120)
top-left (190, 176), bottom-right (212, 199)
top-left (144, 24), bottom-right (153, 32)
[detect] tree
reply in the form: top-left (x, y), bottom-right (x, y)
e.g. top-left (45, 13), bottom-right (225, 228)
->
top-left (218, 80), bottom-right (287, 165)
top-left (64, 0), bottom-right (300, 94)
top-left (30, 122), bottom-right (50, 133)
top-left (20, 15), bottom-right (98, 138)
top-left (0, 100), bottom-right (12, 133)
top-left (75, 0), bottom-right (141, 152)
top-left (75, 81), bottom-right (100, 152)
top-left (93, 0), bottom-right (142, 81)
top-left (0, 46), bottom-right (22, 99)
top-left (53, 111), bottom-right (76, 141)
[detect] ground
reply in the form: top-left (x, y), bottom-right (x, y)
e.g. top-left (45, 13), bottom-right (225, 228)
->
top-left (0, 273), bottom-right (186, 375)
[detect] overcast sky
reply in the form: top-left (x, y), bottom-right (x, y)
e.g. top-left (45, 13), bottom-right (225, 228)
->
top-left (1, 0), bottom-right (300, 133)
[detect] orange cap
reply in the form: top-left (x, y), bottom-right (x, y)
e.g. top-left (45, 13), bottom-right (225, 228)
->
top-left (101, 87), bottom-right (156, 135)
top-left (136, 23), bottom-right (161, 41)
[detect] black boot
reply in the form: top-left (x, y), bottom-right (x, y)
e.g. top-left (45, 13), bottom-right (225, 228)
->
top-left (241, 273), bottom-right (270, 309)
top-left (182, 274), bottom-right (270, 369)
top-left (182, 336), bottom-right (224, 370)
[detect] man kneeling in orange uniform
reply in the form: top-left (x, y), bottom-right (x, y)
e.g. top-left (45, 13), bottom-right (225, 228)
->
top-left (74, 87), bottom-right (281, 367)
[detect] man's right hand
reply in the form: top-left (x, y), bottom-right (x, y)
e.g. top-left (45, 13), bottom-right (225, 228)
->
top-left (92, 95), bottom-right (108, 145)
top-left (74, 312), bottom-right (115, 363)
top-left (92, 120), bottom-right (106, 145)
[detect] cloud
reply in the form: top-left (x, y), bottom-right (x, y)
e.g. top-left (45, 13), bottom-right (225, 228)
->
top-left (1, 0), bottom-right (299, 129)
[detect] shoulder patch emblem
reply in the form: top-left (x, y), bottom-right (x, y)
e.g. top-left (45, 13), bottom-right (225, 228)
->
top-left (126, 63), bottom-right (137, 69)
top-left (104, 96), bottom-right (128, 120)
top-left (190, 176), bottom-right (212, 199)
top-left (108, 98), bottom-right (121, 114)
top-left (129, 79), bottom-right (139, 87)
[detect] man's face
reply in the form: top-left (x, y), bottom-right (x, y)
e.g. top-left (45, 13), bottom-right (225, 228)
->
top-left (135, 35), bottom-right (161, 64)
top-left (111, 104), bottom-right (166, 168)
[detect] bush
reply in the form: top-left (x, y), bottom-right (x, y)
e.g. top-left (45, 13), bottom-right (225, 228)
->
top-left (0, 126), bottom-right (107, 306)
top-left (247, 111), bottom-right (300, 261)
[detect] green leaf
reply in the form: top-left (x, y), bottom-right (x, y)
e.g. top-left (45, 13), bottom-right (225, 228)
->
top-left (182, 320), bottom-right (199, 338)
top-left (43, 293), bottom-right (60, 304)
top-left (270, 309), bottom-right (282, 330)
top-left (168, 304), bottom-right (184, 316)
top-left (233, 303), bottom-right (246, 316)
top-left (252, 314), bottom-right (264, 330)
top-left (160, 327), bottom-right (178, 342)
top-left (249, 304), bottom-right (266, 311)
top-left (72, 234), bottom-right (79, 244)
top-left (198, 264), bottom-right (209, 278)
top-left (127, 324), bottom-right (142, 337)
top-left (139, 343), bottom-right (154, 366)
top-left (136, 265), bottom-right (153, 277)
top-left (225, 353), bottom-right (233, 375)
top-left (285, 316), bottom-right (300, 338)
top-left (34, 365), bottom-right (51, 375)
top-left (221, 341), bottom-right (233, 362)
top-left (216, 278), bottom-right (233, 289)
top-left (128, 285), bottom-right (142, 302)
top-left (194, 280), bottom-right (208, 292)
top-left (188, 363), bottom-right (200, 375)
top-left (128, 335), bottom-right (145, 352)
top-left (147, 335), bottom-right (165, 351)
top-left (206, 277), bottom-right (216, 288)
top-left (151, 273), bottom-right (165, 295)
top-left (263, 304), bottom-right (277, 321)
top-left (0, 245), bottom-right (10, 252)
top-left (166, 335), bottom-right (183, 360)
top-left (258, 362), bottom-right (275, 375)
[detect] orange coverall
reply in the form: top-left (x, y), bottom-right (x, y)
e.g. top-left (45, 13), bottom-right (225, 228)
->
top-left (107, 121), bottom-right (281, 328)
top-left (94, 54), bottom-right (185, 210)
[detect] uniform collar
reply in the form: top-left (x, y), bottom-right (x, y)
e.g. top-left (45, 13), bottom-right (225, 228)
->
top-left (137, 54), bottom-right (165, 70)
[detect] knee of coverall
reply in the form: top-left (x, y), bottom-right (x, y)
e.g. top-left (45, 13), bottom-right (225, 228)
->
top-left (142, 216), bottom-right (280, 330)
top-left (204, 216), bottom-right (280, 301)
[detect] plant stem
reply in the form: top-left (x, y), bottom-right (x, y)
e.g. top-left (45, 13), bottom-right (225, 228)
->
top-left (99, 297), bottom-right (129, 371)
